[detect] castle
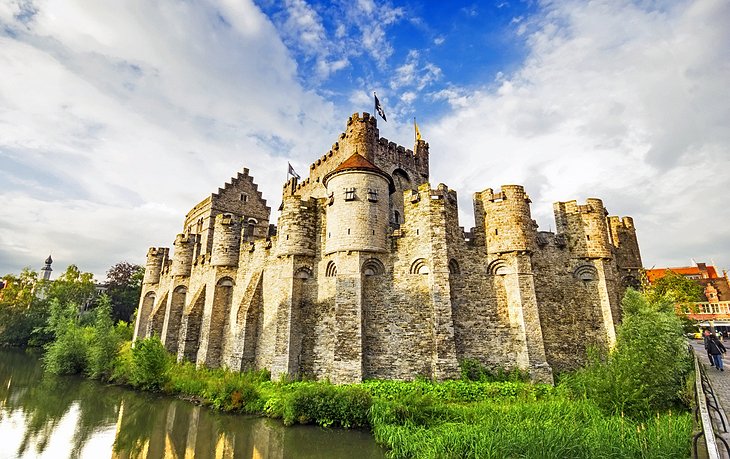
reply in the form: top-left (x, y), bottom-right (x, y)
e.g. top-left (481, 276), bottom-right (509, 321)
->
top-left (133, 113), bottom-right (643, 384)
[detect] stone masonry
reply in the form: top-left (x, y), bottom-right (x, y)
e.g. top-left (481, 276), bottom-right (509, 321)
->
top-left (134, 112), bottom-right (643, 384)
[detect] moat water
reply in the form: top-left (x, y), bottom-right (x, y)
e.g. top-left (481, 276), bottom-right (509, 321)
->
top-left (0, 348), bottom-right (386, 459)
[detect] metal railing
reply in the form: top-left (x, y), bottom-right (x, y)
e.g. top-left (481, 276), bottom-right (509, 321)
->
top-left (693, 345), bottom-right (730, 458)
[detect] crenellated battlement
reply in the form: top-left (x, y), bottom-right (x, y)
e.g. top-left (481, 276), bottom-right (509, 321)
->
top-left (428, 183), bottom-right (458, 204)
top-left (608, 215), bottom-right (635, 230)
top-left (346, 111), bottom-right (377, 127)
top-left (143, 247), bottom-right (169, 285)
top-left (535, 231), bottom-right (568, 249)
top-left (475, 185), bottom-right (536, 254)
top-left (553, 199), bottom-right (612, 259)
top-left (608, 216), bottom-right (642, 269)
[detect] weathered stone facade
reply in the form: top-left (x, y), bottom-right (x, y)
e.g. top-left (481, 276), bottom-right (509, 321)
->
top-left (134, 112), bottom-right (643, 384)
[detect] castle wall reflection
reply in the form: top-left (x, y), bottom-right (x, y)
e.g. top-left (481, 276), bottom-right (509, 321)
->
top-left (0, 348), bottom-right (384, 459)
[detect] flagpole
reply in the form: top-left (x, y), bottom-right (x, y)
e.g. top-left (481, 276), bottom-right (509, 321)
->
top-left (373, 91), bottom-right (376, 118)
top-left (414, 117), bottom-right (416, 142)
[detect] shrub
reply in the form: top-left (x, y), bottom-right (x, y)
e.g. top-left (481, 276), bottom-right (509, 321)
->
top-left (86, 297), bottom-right (123, 380)
top-left (560, 288), bottom-right (692, 418)
top-left (459, 358), bottom-right (529, 382)
top-left (281, 383), bottom-right (372, 428)
top-left (129, 337), bottom-right (171, 391)
top-left (43, 325), bottom-right (91, 374)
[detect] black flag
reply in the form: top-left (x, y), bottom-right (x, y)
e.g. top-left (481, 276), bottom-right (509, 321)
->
top-left (287, 162), bottom-right (300, 180)
top-left (374, 93), bottom-right (387, 122)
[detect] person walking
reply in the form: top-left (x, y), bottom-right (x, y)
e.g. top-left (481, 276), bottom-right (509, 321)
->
top-left (704, 329), bottom-right (715, 367)
top-left (707, 333), bottom-right (727, 371)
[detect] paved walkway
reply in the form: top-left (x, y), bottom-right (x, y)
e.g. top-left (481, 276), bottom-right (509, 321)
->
top-left (689, 338), bottom-right (730, 457)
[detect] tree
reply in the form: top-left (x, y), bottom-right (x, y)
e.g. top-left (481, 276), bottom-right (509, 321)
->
top-left (105, 262), bottom-right (144, 324)
top-left (644, 270), bottom-right (704, 332)
top-left (0, 265), bottom-right (97, 347)
top-left (0, 268), bottom-right (49, 347)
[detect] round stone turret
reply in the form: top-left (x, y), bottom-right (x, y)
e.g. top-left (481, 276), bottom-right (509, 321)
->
top-left (477, 185), bottom-right (536, 254)
top-left (323, 153), bottom-right (393, 255)
top-left (171, 233), bottom-right (195, 277)
top-left (210, 213), bottom-right (242, 267)
top-left (554, 198), bottom-right (613, 259)
top-left (143, 247), bottom-right (168, 285)
top-left (275, 195), bottom-right (316, 257)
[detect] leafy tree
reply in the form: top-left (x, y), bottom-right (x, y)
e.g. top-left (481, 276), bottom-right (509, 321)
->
top-left (645, 270), bottom-right (704, 305)
top-left (104, 262), bottom-right (144, 323)
top-left (0, 268), bottom-right (49, 347)
top-left (644, 270), bottom-right (704, 332)
top-left (46, 265), bottom-right (97, 313)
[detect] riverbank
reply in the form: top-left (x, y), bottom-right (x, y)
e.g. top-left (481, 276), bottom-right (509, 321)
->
top-left (87, 336), bottom-right (689, 459)
top-left (31, 287), bottom-right (696, 457)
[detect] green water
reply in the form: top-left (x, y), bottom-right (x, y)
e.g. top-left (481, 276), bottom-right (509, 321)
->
top-left (0, 348), bottom-right (385, 458)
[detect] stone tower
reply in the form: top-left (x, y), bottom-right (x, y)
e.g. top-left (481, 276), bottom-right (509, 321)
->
top-left (323, 152), bottom-right (392, 255)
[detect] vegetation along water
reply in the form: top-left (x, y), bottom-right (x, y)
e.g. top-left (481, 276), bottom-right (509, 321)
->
top-left (0, 264), bottom-right (699, 458)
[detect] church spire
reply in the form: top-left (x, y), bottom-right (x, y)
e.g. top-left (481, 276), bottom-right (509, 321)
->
top-left (41, 254), bottom-right (53, 281)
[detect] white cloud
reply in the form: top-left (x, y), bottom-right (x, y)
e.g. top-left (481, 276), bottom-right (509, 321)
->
top-left (0, 0), bottom-right (338, 278)
top-left (427, 0), bottom-right (730, 271)
top-left (341, 0), bottom-right (404, 65)
top-left (390, 50), bottom-right (442, 94)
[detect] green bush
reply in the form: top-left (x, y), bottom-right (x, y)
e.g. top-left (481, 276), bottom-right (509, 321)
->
top-left (280, 383), bottom-right (372, 428)
top-left (129, 337), bottom-right (171, 391)
top-left (43, 325), bottom-right (91, 374)
top-left (459, 358), bottom-right (529, 382)
top-left (560, 288), bottom-right (693, 418)
top-left (86, 297), bottom-right (123, 380)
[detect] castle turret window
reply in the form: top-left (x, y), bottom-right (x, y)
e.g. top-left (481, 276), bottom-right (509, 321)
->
top-left (367, 189), bottom-right (378, 202)
top-left (344, 188), bottom-right (356, 201)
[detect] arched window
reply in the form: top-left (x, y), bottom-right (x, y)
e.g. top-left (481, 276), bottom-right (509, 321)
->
top-left (362, 258), bottom-right (385, 276)
top-left (295, 267), bottom-right (312, 279)
top-left (325, 261), bottom-right (337, 277)
top-left (217, 277), bottom-right (234, 287)
top-left (410, 258), bottom-right (429, 275)
top-left (244, 218), bottom-right (257, 238)
top-left (487, 259), bottom-right (509, 276)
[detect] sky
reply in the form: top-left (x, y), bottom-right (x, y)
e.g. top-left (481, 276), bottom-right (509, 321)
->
top-left (0, 0), bottom-right (728, 282)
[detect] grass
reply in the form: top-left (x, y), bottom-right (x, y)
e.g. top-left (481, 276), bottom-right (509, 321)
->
top-left (102, 340), bottom-right (691, 458)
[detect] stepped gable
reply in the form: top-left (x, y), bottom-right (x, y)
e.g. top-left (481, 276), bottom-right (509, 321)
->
top-left (324, 152), bottom-right (394, 191)
top-left (212, 168), bottom-right (271, 213)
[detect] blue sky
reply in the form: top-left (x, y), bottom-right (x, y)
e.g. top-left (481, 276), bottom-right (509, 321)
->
top-left (0, 0), bottom-right (728, 280)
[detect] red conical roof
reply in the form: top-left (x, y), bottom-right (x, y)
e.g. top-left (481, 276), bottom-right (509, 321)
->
top-left (331, 152), bottom-right (385, 175)
top-left (323, 152), bottom-right (394, 192)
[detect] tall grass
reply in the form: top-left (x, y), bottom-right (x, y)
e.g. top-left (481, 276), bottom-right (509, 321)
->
top-left (371, 399), bottom-right (691, 459)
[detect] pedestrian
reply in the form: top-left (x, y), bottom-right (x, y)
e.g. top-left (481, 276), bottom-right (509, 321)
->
top-left (707, 333), bottom-right (727, 371)
top-left (704, 330), bottom-right (714, 366)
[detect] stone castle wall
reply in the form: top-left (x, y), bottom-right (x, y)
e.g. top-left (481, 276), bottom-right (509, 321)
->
top-left (134, 113), bottom-right (643, 384)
